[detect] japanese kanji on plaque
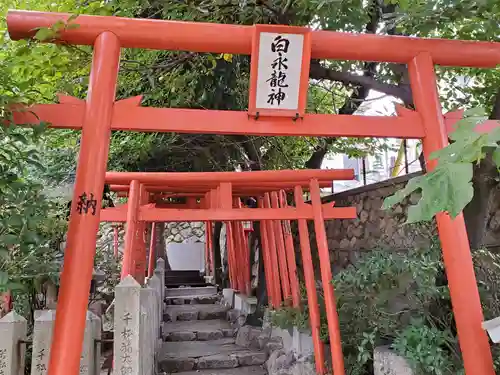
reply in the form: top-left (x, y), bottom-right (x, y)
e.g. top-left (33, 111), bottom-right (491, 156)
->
top-left (249, 25), bottom-right (311, 118)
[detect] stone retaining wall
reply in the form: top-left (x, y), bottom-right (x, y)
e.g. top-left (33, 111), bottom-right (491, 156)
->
top-left (165, 222), bottom-right (205, 244)
top-left (316, 173), bottom-right (500, 272)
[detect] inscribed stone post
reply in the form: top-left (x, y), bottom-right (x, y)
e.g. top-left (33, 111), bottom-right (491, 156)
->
top-left (140, 287), bottom-right (156, 375)
top-left (155, 258), bottom-right (165, 341)
top-left (144, 277), bottom-right (158, 359)
top-left (31, 310), bottom-right (99, 375)
top-left (156, 258), bottom-right (165, 303)
top-left (114, 276), bottom-right (141, 375)
top-left (31, 310), bottom-right (56, 375)
top-left (0, 311), bottom-right (28, 375)
top-left (147, 273), bottom-right (162, 340)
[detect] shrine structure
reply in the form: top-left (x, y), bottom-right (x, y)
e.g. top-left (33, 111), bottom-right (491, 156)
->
top-left (6, 9), bottom-right (500, 375)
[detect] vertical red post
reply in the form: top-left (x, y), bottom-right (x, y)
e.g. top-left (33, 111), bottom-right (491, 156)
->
top-left (409, 52), bottom-right (495, 375)
top-left (206, 220), bottom-right (213, 276)
top-left (294, 185), bottom-right (325, 374)
top-left (220, 183), bottom-right (237, 290)
top-left (148, 222), bottom-right (157, 277)
top-left (258, 196), bottom-right (278, 308)
top-left (270, 191), bottom-right (292, 304)
top-left (240, 200), bottom-right (251, 296)
top-left (309, 178), bottom-right (345, 375)
top-left (263, 193), bottom-right (282, 306)
top-left (294, 186), bottom-right (326, 374)
top-left (204, 192), bottom-right (212, 277)
top-left (279, 190), bottom-right (301, 308)
top-left (210, 189), bottom-right (219, 278)
top-left (231, 202), bottom-right (244, 292)
top-left (187, 197), bottom-right (197, 208)
top-left (121, 180), bottom-right (140, 281)
top-left (133, 184), bottom-right (148, 283)
top-left (47, 32), bottom-right (120, 375)
top-left (1, 292), bottom-right (12, 315)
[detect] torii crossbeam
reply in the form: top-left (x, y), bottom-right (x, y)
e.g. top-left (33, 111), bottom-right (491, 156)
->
top-left (6, 9), bottom-right (500, 375)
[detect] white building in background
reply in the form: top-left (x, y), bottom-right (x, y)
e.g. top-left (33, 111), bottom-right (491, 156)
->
top-left (321, 91), bottom-right (422, 193)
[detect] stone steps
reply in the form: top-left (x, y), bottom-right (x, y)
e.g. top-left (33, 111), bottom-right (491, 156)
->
top-left (165, 286), bottom-right (218, 298)
top-left (160, 287), bottom-right (269, 374)
top-left (174, 365), bottom-right (267, 375)
top-left (165, 294), bottom-right (220, 306)
top-left (163, 319), bottom-right (235, 341)
top-left (158, 339), bottom-right (267, 373)
top-left (164, 303), bottom-right (228, 322)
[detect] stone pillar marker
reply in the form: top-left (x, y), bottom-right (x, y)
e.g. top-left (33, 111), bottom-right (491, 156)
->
top-left (147, 273), bottom-right (161, 340)
top-left (0, 311), bottom-right (28, 375)
top-left (154, 258), bottom-right (165, 358)
top-left (140, 287), bottom-right (156, 375)
top-left (114, 276), bottom-right (141, 375)
top-left (31, 310), bottom-right (56, 375)
top-left (80, 312), bottom-right (101, 375)
top-left (30, 310), bottom-right (100, 375)
top-left (156, 258), bottom-right (165, 304)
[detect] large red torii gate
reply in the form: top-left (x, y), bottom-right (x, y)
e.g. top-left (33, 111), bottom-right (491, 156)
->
top-left (6, 9), bottom-right (500, 375)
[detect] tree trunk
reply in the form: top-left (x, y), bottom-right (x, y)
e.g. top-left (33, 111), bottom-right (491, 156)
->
top-left (463, 155), bottom-right (498, 249)
top-left (212, 221), bottom-right (223, 286)
top-left (152, 222), bottom-right (171, 270)
top-left (463, 91), bottom-right (500, 249)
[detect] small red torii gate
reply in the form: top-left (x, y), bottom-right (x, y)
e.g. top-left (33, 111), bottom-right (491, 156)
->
top-left (6, 9), bottom-right (500, 375)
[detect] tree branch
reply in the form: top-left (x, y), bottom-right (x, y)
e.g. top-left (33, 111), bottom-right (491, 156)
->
top-left (309, 62), bottom-right (413, 105)
top-left (305, 0), bottom-right (384, 169)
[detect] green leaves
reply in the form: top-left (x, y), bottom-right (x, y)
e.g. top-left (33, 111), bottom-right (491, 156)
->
top-left (393, 320), bottom-right (453, 375)
top-left (384, 108), bottom-right (500, 223)
top-left (34, 28), bottom-right (57, 42)
top-left (33, 15), bottom-right (80, 41)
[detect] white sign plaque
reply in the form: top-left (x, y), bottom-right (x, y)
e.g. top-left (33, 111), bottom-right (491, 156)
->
top-left (255, 32), bottom-right (305, 111)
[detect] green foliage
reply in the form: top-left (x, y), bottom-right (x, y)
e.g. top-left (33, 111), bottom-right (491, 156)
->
top-left (269, 240), bottom-right (469, 375)
top-left (0, 63), bottom-right (66, 294)
top-left (92, 239), bottom-right (122, 304)
top-left (393, 320), bottom-right (453, 375)
top-left (384, 109), bottom-right (500, 223)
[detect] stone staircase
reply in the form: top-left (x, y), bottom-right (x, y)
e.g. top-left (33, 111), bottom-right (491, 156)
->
top-left (164, 270), bottom-right (208, 288)
top-left (159, 286), bottom-right (268, 375)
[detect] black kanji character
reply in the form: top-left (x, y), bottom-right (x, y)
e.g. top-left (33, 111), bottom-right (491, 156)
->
top-left (271, 35), bottom-right (290, 53)
top-left (36, 363), bottom-right (47, 372)
top-left (123, 312), bottom-right (132, 326)
top-left (271, 55), bottom-right (288, 71)
top-left (267, 88), bottom-right (286, 106)
top-left (121, 327), bottom-right (133, 341)
top-left (122, 351), bottom-right (132, 365)
top-left (266, 70), bottom-right (288, 88)
top-left (76, 192), bottom-right (98, 215)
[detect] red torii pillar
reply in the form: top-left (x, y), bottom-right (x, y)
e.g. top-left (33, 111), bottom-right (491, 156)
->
top-left (47, 32), bottom-right (121, 375)
top-left (409, 53), bottom-right (494, 375)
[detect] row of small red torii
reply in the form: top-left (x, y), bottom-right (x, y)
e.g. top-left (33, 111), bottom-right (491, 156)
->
top-left (103, 170), bottom-right (357, 375)
top-left (6, 9), bottom-right (500, 375)
top-left (101, 169), bottom-right (355, 302)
